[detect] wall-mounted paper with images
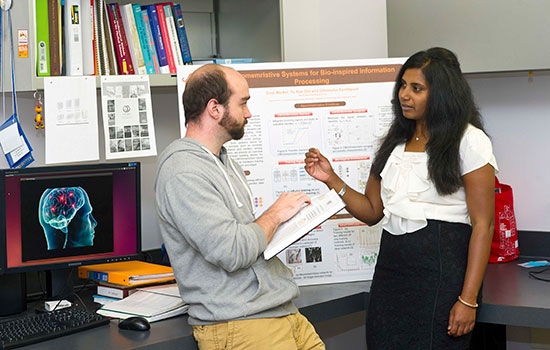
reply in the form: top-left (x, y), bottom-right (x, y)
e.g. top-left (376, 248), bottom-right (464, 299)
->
top-left (44, 76), bottom-right (99, 164)
top-left (101, 75), bottom-right (157, 160)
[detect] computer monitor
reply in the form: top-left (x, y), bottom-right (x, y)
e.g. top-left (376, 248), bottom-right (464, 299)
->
top-left (0, 162), bottom-right (141, 314)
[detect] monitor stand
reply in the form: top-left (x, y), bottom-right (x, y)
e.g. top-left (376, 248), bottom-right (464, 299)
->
top-left (0, 273), bottom-right (27, 316)
top-left (46, 268), bottom-right (74, 300)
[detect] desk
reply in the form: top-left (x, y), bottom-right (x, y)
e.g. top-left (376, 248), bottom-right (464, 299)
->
top-left (478, 262), bottom-right (550, 329)
top-left (18, 261), bottom-right (550, 349)
top-left (18, 281), bottom-right (370, 350)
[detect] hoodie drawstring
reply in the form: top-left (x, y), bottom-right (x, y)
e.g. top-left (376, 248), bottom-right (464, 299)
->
top-left (228, 158), bottom-right (256, 216)
top-left (201, 146), bottom-right (256, 215)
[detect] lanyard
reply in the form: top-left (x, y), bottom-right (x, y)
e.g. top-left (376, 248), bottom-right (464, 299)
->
top-left (0, 7), bottom-right (17, 121)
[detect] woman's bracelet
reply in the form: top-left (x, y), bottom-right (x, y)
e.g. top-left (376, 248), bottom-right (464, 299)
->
top-left (458, 295), bottom-right (478, 308)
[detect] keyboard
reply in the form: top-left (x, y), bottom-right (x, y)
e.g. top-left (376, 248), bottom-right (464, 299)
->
top-left (0, 307), bottom-right (110, 349)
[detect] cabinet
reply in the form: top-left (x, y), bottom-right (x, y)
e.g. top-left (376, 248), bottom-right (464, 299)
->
top-left (387, 0), bottom-right (550, 73)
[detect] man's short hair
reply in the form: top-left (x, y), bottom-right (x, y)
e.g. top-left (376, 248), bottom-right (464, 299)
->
top-left (183, 65), bottom-right (232, 126)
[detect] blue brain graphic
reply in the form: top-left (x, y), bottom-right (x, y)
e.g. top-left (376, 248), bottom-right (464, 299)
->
top-left (40, 187), bottom-right (86, 234)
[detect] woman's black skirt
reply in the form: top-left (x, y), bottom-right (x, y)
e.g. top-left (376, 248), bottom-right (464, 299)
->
top-left (366, 220), bottom-right (479, 350)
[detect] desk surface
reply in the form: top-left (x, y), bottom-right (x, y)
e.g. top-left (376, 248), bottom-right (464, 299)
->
top-left (478, 261), bottom-right (550, 328)
top-left (18, 281), bottom-right (370, 350)
top-left (18, 261), bottom-right (550, 349)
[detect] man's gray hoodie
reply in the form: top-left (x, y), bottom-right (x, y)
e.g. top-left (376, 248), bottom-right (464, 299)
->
top-left (155, 138), bottom-right (299, 325)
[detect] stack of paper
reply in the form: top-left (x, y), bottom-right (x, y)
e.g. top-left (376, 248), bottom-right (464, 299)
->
top-left (96, 283), bottom-right (188, 322)
top-left (264, 189), bottom-right (346, 260)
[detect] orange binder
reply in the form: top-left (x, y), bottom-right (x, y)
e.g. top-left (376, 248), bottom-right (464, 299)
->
top-left (78, 261), bottom-right (174, 286)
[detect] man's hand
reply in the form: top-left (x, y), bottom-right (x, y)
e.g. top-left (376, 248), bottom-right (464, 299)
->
top-left (255, 191), bottom-right (311, 242)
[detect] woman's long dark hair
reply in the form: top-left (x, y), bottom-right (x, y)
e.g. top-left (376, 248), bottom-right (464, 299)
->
top-left (370, 47), bottom-right (486, 195)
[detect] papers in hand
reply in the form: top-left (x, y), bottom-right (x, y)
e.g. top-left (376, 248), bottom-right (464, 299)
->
top-left (264, 189), bottom-right (345, 260)
top-left (96, 283), bottom-right (188, 322)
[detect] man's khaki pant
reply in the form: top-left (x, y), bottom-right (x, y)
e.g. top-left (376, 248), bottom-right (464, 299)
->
top-left (192, 312), bottom-right (325, 350)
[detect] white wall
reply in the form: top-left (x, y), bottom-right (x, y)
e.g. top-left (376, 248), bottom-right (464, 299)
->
top-left (468, 72), bottom-right (550, 231)
top-left (280, 0), bottom-right (387, 61)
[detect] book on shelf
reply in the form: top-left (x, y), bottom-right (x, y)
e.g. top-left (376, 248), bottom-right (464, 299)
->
top-left (120, 4), bottom-right (147, 75)
top-left (172, 4), bottom-right (192, 64)
top-left (160, 3), bottom-right (184, 68)
top-left (35, 0), bottom-right (51, 76)
top-left (155, 4), bottom-right (176, 74)
top-left (34, 0), bottom-right (196, 77)
top-left (145, 4), bottom-right (169, 74)
top-left (132, 4), bottom-right (157, 74)
top-left (48, 0), bottom-right (62, 76)
top-left (92, 0), bottom-right (102, 74)
top-left (264, 189), bottom-right (346, 260)
top-left (78, 260), bottom-right (174, 286)
top-left (102, 0), bottom-right (118, 74)
top-left (97, 283), bottom-right (188, 323)
top-left (140, 5), bottom-right (160, 74)
top-left (64, 0), bottom-right (84, 75)
top-left (96, 279), bottom-right (175, 299)
top-left (106, 3), bottom-right (134, 74)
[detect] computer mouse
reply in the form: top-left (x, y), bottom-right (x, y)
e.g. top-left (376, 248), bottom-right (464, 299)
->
top-left (118, 316), bottom-right (151, 331)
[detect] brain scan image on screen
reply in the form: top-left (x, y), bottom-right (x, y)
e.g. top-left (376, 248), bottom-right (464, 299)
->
top-left (38, 187), bottom-right (97, 250)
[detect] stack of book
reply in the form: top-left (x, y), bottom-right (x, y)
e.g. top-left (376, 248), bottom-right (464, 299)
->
top-left (77, 260), bottom-right (176, 305)
top-left (34, 0), bottom-right (193, 77)
top-left (97, 283), bottom-right (188, 322)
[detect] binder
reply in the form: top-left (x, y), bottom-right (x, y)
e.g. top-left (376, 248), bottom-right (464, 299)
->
top-left (47, 0), bottom-right (61, 76)
top-left (78, 261), bottom-right (174, 286)
top-left (80, 0), bottom-right (95, 75)
top-left (64, 0), bottom-right (84, 75)
top-left (35, 0), bottom-right (50, 76)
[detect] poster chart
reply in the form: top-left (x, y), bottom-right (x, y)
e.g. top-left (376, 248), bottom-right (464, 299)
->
top-left (177, 58), bottom-right (404, 285)
top-left (44, 76), bottom-right (99, 164)
top-left (101, 75), bottom-right (157, 160)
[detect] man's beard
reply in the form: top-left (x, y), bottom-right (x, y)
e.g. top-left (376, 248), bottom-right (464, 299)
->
top-left (219, 109), bottom-right (247, 140)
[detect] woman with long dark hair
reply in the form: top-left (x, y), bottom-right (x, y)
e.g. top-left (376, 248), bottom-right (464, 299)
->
top-left (304, 47), bottom-right (497, 349)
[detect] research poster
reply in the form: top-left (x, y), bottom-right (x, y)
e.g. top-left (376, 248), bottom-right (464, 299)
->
top-left (177, 58), bottom-right (404, 285)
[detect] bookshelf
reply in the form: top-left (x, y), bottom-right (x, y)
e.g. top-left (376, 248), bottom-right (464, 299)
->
top-left (11, 0), bottom-right (282, 92)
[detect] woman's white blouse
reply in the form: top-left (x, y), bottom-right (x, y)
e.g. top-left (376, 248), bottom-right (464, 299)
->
top-left (380, 124), bottom-right (499, 235)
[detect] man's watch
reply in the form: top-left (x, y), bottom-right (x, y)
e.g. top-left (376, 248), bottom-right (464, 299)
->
top-left (337, 183), bottom-right (347, 197)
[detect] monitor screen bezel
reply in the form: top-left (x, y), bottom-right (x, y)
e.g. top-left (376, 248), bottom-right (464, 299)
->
top-left (0, 162), bottom-right (142, 274)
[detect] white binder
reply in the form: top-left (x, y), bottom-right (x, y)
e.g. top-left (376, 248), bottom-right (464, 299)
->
top-left (64, 0), bottom-right (84, 75)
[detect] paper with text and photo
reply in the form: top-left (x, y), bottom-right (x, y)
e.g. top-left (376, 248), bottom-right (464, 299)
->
top-left (264, 189), bottom-right (345, 260)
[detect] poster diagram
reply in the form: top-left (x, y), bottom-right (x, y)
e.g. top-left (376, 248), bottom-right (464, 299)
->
top-left (177, 59), bottom-right (405, 285)
top-left (101, 75), bottom-right (157, 160)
